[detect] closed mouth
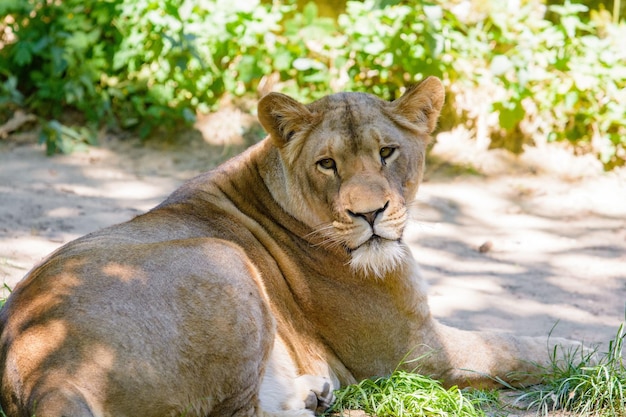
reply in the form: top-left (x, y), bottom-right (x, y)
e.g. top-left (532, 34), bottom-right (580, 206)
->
top-left (349, 234), bottom-right (398, 252)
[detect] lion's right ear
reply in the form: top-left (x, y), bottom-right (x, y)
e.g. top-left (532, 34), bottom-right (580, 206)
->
top-left (257, 92), bottom-right (314, 147)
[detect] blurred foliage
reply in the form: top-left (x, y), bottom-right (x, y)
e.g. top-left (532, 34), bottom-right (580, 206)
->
top-left (0, 0), bottom-right (624, 168)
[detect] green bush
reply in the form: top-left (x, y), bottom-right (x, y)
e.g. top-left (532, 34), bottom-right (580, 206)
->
top-left (0, 1), bottom-right (119, 121)
top-left (444, 0), bottom-right (626, 167)
top-left (1, 0), bottom-right (624, 168)
top-left (0, 0), bottom-right (284, 137)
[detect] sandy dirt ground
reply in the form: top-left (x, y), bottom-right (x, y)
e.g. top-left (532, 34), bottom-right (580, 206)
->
top-left (0, 122), bottom-right (625, 415)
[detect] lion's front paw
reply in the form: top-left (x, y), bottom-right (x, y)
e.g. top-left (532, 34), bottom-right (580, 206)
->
top-left (295, 375), bottom-right (335, 415)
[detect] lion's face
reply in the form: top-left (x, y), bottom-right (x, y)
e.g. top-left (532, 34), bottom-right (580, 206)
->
top-left (258, 77), bottom-right (445, 277)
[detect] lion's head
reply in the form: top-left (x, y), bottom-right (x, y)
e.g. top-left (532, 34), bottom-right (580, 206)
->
top-left (258, 77), bottom-right (444, 277)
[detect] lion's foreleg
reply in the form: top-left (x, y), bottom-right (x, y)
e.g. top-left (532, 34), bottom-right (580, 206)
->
top-left (410, 320), bottom-right (582, 389)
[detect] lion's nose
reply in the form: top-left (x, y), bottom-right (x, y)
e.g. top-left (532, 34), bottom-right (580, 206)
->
top-left (347, 201), bottom-right (389, 226)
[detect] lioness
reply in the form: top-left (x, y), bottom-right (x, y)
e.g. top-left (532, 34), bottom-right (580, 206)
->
top-left (0, 77), bottom-right (576, 417)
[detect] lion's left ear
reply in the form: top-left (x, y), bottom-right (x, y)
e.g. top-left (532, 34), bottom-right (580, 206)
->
top-left (391, 76), bottom-right (445, 134)
top-left (258, 92), bottom-right (314, 147)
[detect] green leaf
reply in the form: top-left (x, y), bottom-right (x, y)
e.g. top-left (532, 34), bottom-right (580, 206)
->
top-left (423, 5), bottom-right (443, 25)
top-left (182, 107), bottom-right (196, 124)
top-left (564, 91), bottom-right (579, 110)
top-left (364, 40), bottom-right (386, 55)
top-left (302, 2), bottom-right (318, 26)
top-left (0, 0), bottom-right (29, 14)
top-left (237, 55), bottom-right (259, 83)
top-left (30, 36), bottom-right (50, 54)
top-left (50, 46), bottom-right (68, 75)
top-left (273, 50), bottom-right (293, 72)
top-left (112, 48), bottom-right (137, 71)
top-left (292, 58), bottom-right (325, 71)
top-left (13, 43), bottom-right (32, 66)
top-left (495, 101), bottom-right (525, 130)
top-left (490, 55), bottom-right (512, 76)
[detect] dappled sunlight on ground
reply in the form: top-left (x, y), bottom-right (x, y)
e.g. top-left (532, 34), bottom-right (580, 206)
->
top-left (405, 136), bottom-right (626, 347)
top-left (1, 129), bottom-right (625, 350)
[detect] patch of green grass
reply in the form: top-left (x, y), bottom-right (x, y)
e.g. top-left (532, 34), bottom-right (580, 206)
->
top-left (515, 323), bottom-right (626, 416)
top-left (327, 369), bottom-right (491, 417)
top-left (327, 322), bottom-right (626, 417)
top-left (0, 283), bottom-right (11, 309)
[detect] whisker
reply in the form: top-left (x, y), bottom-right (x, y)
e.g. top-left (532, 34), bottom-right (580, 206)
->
top-left (406, 200), bottom-right (424, 210)
top-left (311, 235), bottom-right (346, 250)
top-left (303, 223), bottom-right (335, 240)
top-left (302, 222), bottom-right (350, 251)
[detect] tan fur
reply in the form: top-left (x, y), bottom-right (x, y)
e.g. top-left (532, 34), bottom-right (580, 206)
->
top-left (0, 77), bottom-right (580, 417)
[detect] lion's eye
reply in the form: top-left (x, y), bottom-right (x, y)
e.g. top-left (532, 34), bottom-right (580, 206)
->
top-left (380, 147), bottom-right (395, 163)
top-left (317, 158), bottom-right (336, 171)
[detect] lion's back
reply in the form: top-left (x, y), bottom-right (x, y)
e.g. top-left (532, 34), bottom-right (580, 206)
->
top-left (0, 229), bottom-right (274, 416)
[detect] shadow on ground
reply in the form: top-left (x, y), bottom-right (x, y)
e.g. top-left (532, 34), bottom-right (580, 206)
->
top-left (1, 127), bottom-right (625, 350)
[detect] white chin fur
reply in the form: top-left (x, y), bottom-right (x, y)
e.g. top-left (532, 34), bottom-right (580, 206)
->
top-left (349, 240), bottom-right (408, 278)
